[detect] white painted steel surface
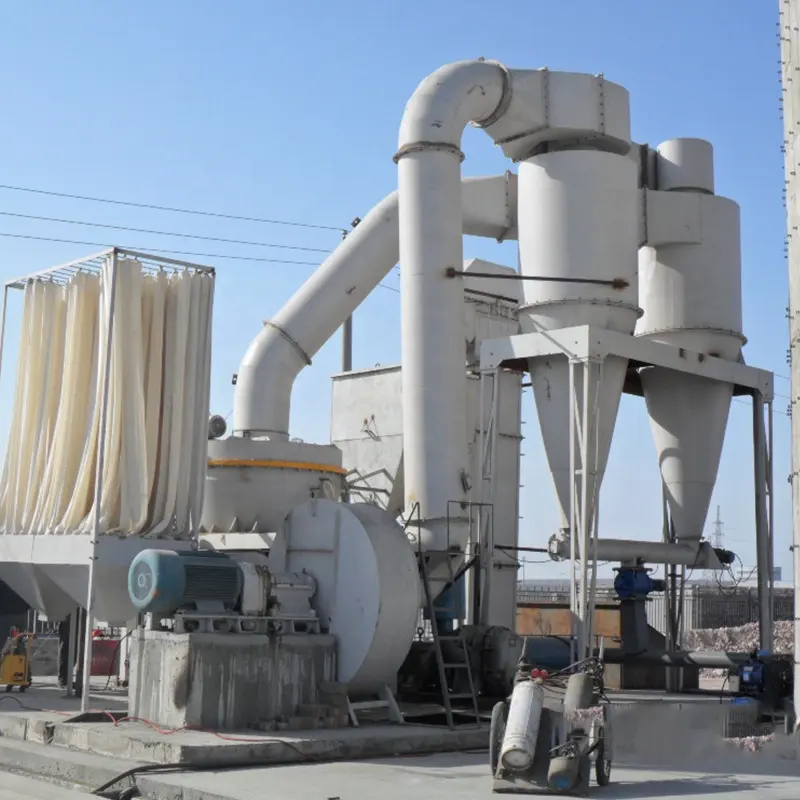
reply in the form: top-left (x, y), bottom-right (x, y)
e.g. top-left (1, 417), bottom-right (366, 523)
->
top-left (481, 69), bottom-right (632, 161)
top-left (500, 679), bottom-right (544, 771)
top-left (270, 499), bottom-right (420, 695)
top-left (656, 138), bottom-right (715, 194)
top-left (233, 174), bottom-right (518, 440)
top-left (0, 534), bottom-right (195, 623)
top-left (779, 0), bottom-right (800, 727)
top-left (201, 438), bottom-right (344, 534)
top-left (638, 152), bottom-right (744, 544)
top-left (517, 149), bottom-right (640, 531)
top-left (480, 326), bottom-right (771, 397)
top-left (396, 61), bottom-right (509, 554)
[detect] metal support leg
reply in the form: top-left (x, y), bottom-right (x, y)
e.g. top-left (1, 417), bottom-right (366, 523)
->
top-left (753, 391), bottom-right (773, 652)
top-left (81, 250), bottom-right (120, 711)
top-left (568, 360), bottom-right (578, 665)
top-left (480, 369), bottom-right (500, 626)
top-left (578, 360), bottom-right (591, 660)
top-left (65, 606), bottom-right (79, 697)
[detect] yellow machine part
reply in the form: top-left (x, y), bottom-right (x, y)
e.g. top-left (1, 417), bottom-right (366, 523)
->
top-left (1, 653), bottom-right (29, 688)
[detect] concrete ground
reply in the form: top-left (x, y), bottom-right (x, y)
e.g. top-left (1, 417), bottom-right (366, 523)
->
top-left (133, 751), bottom-right (800, 800)
top-left (0, 674), bottom-right (127, 714)
top-left (0, 772), bottom-right (92, 799)
top-left (2, 677), bottom-right (799, 799)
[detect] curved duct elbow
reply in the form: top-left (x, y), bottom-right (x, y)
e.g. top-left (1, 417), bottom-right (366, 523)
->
top-left (396, 60), bottom-right (510, 155)
top-left (233, 191), bottom-right (400, 438)
top-left (233, 323), bottom-right (309, 440)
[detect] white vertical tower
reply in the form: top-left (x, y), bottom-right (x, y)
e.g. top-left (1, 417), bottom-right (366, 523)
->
top-left (779, 0), bottom-right (800, 730)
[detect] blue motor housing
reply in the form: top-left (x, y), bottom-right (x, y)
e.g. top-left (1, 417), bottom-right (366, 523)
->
top-left (128, 549), bottom-right (243, 614)
top-left (614, 567), bottom-right (663, 600)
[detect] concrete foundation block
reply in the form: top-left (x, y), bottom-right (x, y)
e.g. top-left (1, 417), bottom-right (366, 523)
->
top-left (129, 629), bottom-right (336, 731)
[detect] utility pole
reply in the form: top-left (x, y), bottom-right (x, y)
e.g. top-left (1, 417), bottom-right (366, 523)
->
top-left (340, 217), bottom-right (361, 372)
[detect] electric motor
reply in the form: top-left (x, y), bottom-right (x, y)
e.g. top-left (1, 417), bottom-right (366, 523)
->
top-left (128, 549), bottom-right (243, 614)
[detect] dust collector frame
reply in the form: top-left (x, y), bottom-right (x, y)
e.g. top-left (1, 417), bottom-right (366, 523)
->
top-left (479, 323), bottom-right (775, 662)
top-left (0, 247), bottom-right (215, 711)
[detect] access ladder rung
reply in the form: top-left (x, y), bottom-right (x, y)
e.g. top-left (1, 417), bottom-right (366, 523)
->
top-left (447, 692), bottom-right (477, 700)
top-left (443, 662), bottom-right (470, 669)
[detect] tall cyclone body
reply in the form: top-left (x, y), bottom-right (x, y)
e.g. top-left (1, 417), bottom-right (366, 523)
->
top-left (516, 78), bottom-right (640, 536)
top-left (636, 139), bottom-right (744, 544)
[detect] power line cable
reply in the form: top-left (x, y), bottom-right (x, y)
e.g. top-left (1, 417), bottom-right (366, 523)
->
top-left (0, 184), bottom-right (345, 232)
top-left (0, 210), bottom-right (331, 253)
top-left (0, 231), bottom-right (401, 294)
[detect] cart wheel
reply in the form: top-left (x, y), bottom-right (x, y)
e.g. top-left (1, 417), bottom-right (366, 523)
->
top-left (4, 685), bottom-right (11, 693)
top-left (595, 738), bottom-right (612, 786)
top-left (18, 685), bottom-right (26, 693)
top-left (489, 700), bottom-right (508, 776)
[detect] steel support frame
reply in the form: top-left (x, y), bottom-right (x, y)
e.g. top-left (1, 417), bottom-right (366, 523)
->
top-left (479, 324), bottom-right (775, 657)
top-left (477, 369), bottom-right (501, 626)
top-left (567, 357), bottom-right (603, 663)
top-left (80, 250), bottom-right (120, 711)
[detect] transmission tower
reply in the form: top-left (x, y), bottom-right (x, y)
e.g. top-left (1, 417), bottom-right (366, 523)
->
top-left (704, 505), bottom-right (724, 581)
top-left (710, 505), bottom-right (724, 550)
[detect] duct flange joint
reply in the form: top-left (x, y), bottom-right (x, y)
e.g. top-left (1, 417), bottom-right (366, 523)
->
top-left (393, 141), bottom-right (465, 163)
top-left (470, 60), bottom-right (513, 129)
top-left (263, 320), bottom-right (312, 366)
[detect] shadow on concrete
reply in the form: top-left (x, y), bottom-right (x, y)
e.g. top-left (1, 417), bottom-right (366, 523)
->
top-left (366, 751), bottom-right (488, 770)
top-left (596, 776), bottom-right (768, 798)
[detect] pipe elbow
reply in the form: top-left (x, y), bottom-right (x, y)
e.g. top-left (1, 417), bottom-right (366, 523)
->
top-left (233, 325), bottom-right (306, 439)
top-left (396, 60), bottom-right (511, 157)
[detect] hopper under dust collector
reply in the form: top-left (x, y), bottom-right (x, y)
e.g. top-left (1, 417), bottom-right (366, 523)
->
top-left (637, 139), bottom-right (745, 544)
top-left (518, 149), bottom-right (640, 533)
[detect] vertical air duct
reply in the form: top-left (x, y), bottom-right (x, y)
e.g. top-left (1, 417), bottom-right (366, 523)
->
top-left (394, 60), bottom-right (511, 553)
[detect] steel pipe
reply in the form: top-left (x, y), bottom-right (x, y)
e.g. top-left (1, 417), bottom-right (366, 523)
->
top-left (603, 649), bottom-right (758, 669)
top-left (233, 174), bottom-right (517, 440)
top-left (548, 534), bottom-right (726, 568)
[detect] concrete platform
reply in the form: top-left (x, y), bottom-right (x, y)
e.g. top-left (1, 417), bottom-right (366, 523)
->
top-left (3, 677), bottom-right (799, 800)
top-left (129, 629), bottom-right (337, 731)
top-left (0, 677), bottom-right (487, 767)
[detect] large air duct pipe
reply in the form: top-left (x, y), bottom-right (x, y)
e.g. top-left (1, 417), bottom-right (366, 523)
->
top-left (395, 60), bottom-right (512, 553)
top-left (233, 173), bottom-right (517, 439)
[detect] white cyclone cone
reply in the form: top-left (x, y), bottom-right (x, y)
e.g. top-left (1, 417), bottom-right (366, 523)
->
top-left (640, 367), bottom-right (734, 542)
top-left (637, 140), bottom-right (744, 544)
top-left (518, 149), bottom-right (640, 534)
top-left (530, 356), bottom-right (630, 531)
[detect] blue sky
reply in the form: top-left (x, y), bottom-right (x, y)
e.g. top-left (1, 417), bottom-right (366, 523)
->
top-left (0, 2), bottom-right (789, 579)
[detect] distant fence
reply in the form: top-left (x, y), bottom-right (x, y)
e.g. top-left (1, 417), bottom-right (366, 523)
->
top-left (516, 583), bottom-right (794, 633)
